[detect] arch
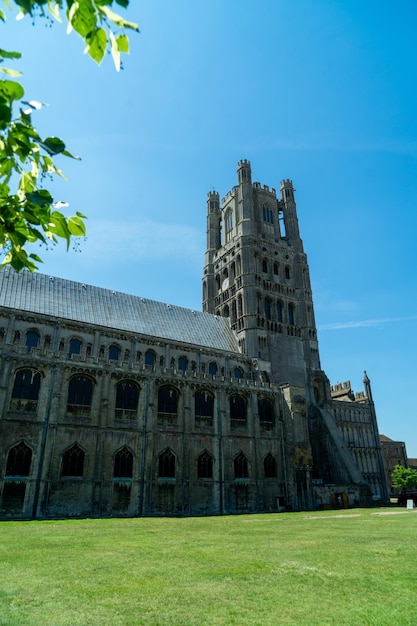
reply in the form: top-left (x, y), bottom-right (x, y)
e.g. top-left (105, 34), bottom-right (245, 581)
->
top-left (234, 367), bottom-right (243, 380)
top-left (67, 375), bottom-right (94, 417)
top-left (108, 345), bottom-right (120, 361)
top-left (262, 259), bottom-right (268, 274)
top-left (178, 356), bottom-right (188, 373)
top-left (264, 297), bottom-right (271, 320)
top-left (223, 304), bottom-right (230, 318)
top-left (234, 452), bottom-right (249, 479)
top-left (115, 380), bottom-right (139, 419)
top-left (273, 262), bottom-right (279, 276)
top-left (10, 368), bottom-right (41, 412)
top-left (144, 349), bottom-right (155, 367)
top-left (208, 361), bottom-right (218, 377)
top-left (236, 255), bottom-right (242, 276)
top-left (158, 385), bottom-right (179, 424)
top-left (114, 447), bottom-right (133, 478)
top-left (5, 442), bottom-right (32, 476)
top-left (230, 394), bottom-right (247, 429)
top-left (158, 448), bottom-right (175, 478)
top-left (258, 397), bottom-right (275, 428)
top-left (25, 329), bottom-right (39, 353)
top-left (195, 390), bottom-right (214, 427)
top-left (68, 338), bottom-right (81, 358)
top-left (61, 444), bottom-right (85, 477)
top-left (285, 265), bottom-right (291, 280)
top-left (264, 453), bottom-right (277, 478)
top-left (197, 450), bottom-right (214, 478)
top-left (288, 303), bottom-right (295, 326)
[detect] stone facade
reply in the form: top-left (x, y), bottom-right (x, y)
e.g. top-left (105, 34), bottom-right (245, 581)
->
top-left (0, 161), bottom-right (389, 519)
top-left (379, 434), bottom-right (408, 495)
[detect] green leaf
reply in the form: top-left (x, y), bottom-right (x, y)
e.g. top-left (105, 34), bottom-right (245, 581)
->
top-left (39, 136), bottom-right (66, 155)
top-left (68, 215), bottom-right (87, 236)
top-left (26, 189), bottom-right (53, 207)
top-left (0, 67), bottom-right (22, 77)
top-left (0, 49), bottom-right (22, 60)
top-left (0, 79), bottom-right (25, 103)
top-left (0, 102), bottom-right (12, 129)
top-left (68, 0), bottom-right (97, 39)
top-left (85, 27), bottom-right (107, 65)
top-left (62, 148), bottom-right (81, 160)
top-left (116, 33), bottom-right (129, 53)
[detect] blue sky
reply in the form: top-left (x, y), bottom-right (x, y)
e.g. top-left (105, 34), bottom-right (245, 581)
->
top-left (2, 1), bottom-right (417, 455)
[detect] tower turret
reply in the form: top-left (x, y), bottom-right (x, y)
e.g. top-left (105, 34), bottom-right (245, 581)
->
top-left (206, 191), bottom-right (221, 252)
top-left (280, 179), bottom-right (301, 245)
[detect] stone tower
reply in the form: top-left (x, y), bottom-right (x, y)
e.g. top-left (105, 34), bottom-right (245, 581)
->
top-left (203, 160), bottom-right (322, 389)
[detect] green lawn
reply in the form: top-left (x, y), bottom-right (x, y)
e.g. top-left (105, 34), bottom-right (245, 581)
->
top-left (1, 508), bottom-right (416, 625)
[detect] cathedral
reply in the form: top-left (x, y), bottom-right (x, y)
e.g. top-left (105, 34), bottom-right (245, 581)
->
top-left (0, 160), bottom-right (388, 519)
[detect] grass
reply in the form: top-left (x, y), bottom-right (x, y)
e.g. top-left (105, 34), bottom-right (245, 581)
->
top-left (0, 508), bottom-right (416, 625)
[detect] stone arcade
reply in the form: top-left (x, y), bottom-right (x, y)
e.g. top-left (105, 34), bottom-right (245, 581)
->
top-left (0, 161), bottom-right (389, 519)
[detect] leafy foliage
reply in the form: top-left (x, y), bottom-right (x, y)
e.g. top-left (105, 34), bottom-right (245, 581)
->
top-left (0, 1), bottom-right (138, 271)
top-left (391, 464), bottom-right (417, 490)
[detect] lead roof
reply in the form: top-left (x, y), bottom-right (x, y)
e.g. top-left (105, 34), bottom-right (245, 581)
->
top-left (0, 268), bottom-right (240, 354)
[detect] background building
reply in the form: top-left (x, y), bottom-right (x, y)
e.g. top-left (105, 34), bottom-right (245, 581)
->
top-left (0, 161), bottom-right (389, 519)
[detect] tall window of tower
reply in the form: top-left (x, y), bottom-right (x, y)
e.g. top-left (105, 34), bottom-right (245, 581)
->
top-left (262, 259), bottom-right (268, 274)
top-left (277, 301), bottom-right (283, 323)
top-left (273, 262), bottom-right (279, 276)
top-left (264, 297), bottom-right (271, 320)
top-left (225, 210), bottom-right (233, 242)
top-left (278, 210), bottom-right (286, 237)
top-left (288, 303), bottom-right (295, 326)
top-left (285, 266), bottom-right (291, 280)
top-left (262, 205), bottom-right (274, 224)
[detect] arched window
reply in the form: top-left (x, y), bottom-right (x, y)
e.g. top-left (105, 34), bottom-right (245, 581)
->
top-left (262, 259), bottom-right (268, 274)
top-left (258, 397), bottom-right (275, 430)
top-left (264, 297), bottom-right (271, 320)
top-left (234, 367), bottom-right (243, 380)
top-left (230, 394), bottom-right (247, 429)
top-left (145, 350), bottom-right (155, 367)
top-left (25, 330), bottom-right (39, 353)
top-left (114, 447), bottom-right (133, 478)
top-left (195, 390), bottom-right (214, 428)
top-left (67, 375), bottom-right (93, 417)
top-left (285, 266), bottom-right (291, 280)
top-left (234, 452), bottom-right (249, 479)
top-left (10, 368), bottom-right (41, 412)
top-left (178, 356), bottom-right (188, 373)
top-left (6, 442), bottom-right (32, 476)
top-left (68, 338), bottom-right (81, 358)
top-left (109, 345), bottom-right (120, 361)
top-left (277, 301), bottom-right (283, 323)
top-left (115, 380), bottom-right (139, 419)
top-left (223, 304), bottom-right (229, 318)
top-left (158, 448), bottom-right (175, 478)
top-left (273, 262), bottom-right (279, 276)
top-left (264, 453), bottom-right (277, 478)
top-left (158, 386), bottom-right (178, 425)
top-left (288, 303), bottom-right (295, 326)
top-left (198, 450), bottom-right (213, 478)
top-left (225, 210), bottom-right (233, 242)
top-left (61, 444), bottom-right (85, 477)
top-left (208, 362), bottom-right (218, 377)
